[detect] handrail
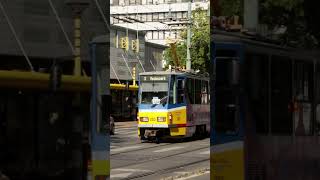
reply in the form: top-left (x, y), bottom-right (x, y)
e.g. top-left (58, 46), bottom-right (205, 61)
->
top-left (0, 70), bottom-right (138, 91)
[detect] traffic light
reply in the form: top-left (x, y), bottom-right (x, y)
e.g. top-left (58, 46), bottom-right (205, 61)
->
top-left (131, 39), bottom-right (139, 53)
top-left (120, 37), bottom-right (129, 51)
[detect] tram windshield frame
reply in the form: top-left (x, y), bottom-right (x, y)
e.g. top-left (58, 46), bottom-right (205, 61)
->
top-left (139, 75), bottom-right (169, 105)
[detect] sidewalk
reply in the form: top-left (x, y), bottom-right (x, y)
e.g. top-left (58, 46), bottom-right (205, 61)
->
top-left (115, 121), bottom-right (138, 128)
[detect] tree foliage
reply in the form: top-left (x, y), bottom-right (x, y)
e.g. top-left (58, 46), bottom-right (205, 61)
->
top-left (163, 8), bottom-right (210, 73)
top-left (217, 0), bottom-right (320, 48)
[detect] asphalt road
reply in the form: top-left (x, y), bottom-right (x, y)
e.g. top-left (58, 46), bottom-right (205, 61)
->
top-left (110, 121), bottom-right (210, 180)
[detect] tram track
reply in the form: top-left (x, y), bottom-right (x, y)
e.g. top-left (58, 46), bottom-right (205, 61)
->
top-left (120, 157), bottom-right (209, 180)
top-left (111, 142), bottom-right (173, 156)
top-left (111, 136), bottom-right (209, 156)
top-left (112, 146), bottom-right (209, 169)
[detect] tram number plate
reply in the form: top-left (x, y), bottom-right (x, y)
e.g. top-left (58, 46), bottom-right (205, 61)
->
top-left (145, 130), bottom-right (158, 137)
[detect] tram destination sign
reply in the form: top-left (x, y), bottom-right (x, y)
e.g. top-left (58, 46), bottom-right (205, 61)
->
top-left (141, 75), bottom-right (167, 82)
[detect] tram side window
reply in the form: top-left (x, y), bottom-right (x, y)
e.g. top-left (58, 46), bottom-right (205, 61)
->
top-left (201, 80), bottom-right (209, 104)
top-left (195, 79), bottom-right (202, 104)
top-left (294, 61), bottom-right (313, 135)
top-left (245, 54), bottom-right (269, 134)
top-left (177, 79), bottom-right (185, 104)
top-left (169, 75), bottom-right (177, 104)
top-left (294, 61), bottom-right (313, 101)
top-left (186, 78), bottom-right (195, 104)
top-left (271, 57), bottom-right (292, 134)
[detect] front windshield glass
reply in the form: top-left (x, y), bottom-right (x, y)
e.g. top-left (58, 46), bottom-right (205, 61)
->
top-left (140, 76), bottom-right (169, 104)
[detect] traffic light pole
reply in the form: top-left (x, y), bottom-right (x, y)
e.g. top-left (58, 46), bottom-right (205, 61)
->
top-left (186, 0), bottom-right (191, 71)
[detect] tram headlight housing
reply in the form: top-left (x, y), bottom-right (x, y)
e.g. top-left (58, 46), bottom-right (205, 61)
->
top-left (140, 117), bottom-right (149, 122)
top-left (157, 117), bottom-right (166, 122)
top-left (169, 113), bottom-right (173, 124)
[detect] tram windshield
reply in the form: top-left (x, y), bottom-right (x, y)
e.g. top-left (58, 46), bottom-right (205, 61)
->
top-left (139, 75), bottom-right (169, 104)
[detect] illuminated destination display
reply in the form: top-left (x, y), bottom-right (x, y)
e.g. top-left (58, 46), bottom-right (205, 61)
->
top-left (140, 75), bottom-right (167, 81)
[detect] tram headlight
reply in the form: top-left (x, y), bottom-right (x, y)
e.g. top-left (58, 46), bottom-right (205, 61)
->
top-left (157, 117), bottom-right (166, 122)
top-left (140, 117), bottom-right (149, 122)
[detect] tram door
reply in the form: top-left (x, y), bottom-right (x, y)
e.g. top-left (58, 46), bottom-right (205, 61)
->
top-left (212, 53), bottom-right (244, 180)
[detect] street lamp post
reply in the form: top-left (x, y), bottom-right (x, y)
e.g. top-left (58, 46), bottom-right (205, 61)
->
top-left (65, 0), bottom-right (89, 76)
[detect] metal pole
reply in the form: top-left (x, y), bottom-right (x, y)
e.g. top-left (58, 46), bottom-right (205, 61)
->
top-left (74, 16), bottom-right (81, 76)
top-left (186, 0), bottom-right (191, 71)
top-left (132, 67), bottom-right (136, 86)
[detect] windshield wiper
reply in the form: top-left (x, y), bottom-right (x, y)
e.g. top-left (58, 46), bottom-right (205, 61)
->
top-left (160, 96), bottom-right (168, 104)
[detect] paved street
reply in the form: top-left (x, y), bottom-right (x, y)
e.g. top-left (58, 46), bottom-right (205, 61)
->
top-left (110, 121), bottom-right (210, 180)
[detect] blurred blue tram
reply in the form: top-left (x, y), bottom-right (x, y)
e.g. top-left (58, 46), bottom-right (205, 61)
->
top-left (211, 30), bottom-right (320, 180)
top-left (0, 36), bottom-right (110, 179)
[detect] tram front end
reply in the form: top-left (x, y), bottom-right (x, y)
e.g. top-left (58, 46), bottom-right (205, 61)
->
top-left (137, 72), bottom-right (188, 142)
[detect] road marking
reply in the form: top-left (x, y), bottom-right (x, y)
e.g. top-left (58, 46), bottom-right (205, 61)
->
top-left (111, 145), bottom-right (143, 152)
top-left (199, 150), bottom-right (210, 154)
top-left (153, 146), bottom-right (184, 153)
top-left (112, 168), bottom-right (152, 172)
top-left (174, 172), bottom-right (190, 175)
top-left (110, 172), bottom-right (132, 178)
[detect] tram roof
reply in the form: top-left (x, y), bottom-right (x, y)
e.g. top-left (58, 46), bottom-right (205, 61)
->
top-left (211, 30), bottom-right (320, 61)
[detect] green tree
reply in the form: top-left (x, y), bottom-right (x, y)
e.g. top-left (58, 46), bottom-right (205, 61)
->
top-left (164, 7), bottom-right (210, 73)
top-left (216, 0), bottom-right (319, 48)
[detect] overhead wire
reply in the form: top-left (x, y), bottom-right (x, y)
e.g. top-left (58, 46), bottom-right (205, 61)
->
top-left (0, 1), bottom-right (34, 71)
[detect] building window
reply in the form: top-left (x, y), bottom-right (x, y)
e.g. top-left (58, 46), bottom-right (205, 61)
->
top-left (153, 31), bottom-right (159, 39)
top-left (147, 14), bottom-right (152, 21)
top-left (177, 12), bottom-right (182, 19)
top-left (182, 12), bottom-right (188, 19)
top-left (141, 14), bottom-right (147, 21)
top-left (153, 13), bottom-right (159, 21)
top-left (159, 13), bottom-right (165, 20)
top-left (142, 0), bottom-right (147, 4)
top-left (147, 32), bottom-right (153, 39)
top-left (164, 31), bottom-right (171, 39)
top-left (159, 31), bottom-right (164, 39)
top-left (130, 0), bottom-right (136, 5)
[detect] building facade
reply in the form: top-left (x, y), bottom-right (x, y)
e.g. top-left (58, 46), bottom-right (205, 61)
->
top-left (110, 0), bottom-right (209, 46)
top-left (110, 25), bottom-right (166, 120)
top-left (110, 25), bottom-right (165, 81)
